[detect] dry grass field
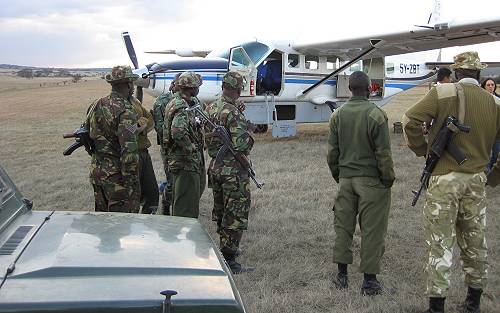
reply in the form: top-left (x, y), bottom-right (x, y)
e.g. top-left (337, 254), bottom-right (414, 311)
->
top-left (0, 79), bottom-right (498, 313)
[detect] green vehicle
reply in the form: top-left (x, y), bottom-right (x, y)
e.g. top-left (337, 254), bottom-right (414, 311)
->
top-left (0, 165), bottom-right (246, 313)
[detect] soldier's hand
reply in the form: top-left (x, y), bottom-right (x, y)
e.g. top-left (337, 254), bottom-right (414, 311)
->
top-left (486, 171), bottom-right (499, 187)
top-left (137, 117), bottom-right (149, 133)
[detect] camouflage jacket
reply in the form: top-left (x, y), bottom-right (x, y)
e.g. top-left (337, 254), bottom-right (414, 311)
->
top-left (205, 94), bottom-right (254, 176)
top-left (163, 91), bottom-right (204, 173)
top-left (152, 91), bottom-right (174, 146)
top-left (87, 91), bottom-right (140, 194)
top-left (130, 96), bottom-right (154, 150)
top-left (327, 96), bottom-right (395, 187)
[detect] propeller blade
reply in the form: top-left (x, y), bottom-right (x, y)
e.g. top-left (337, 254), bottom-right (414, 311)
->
top-left (136, 86), bottom-right (143, 103)
top-left (122, 32), bottom-right (139, 69)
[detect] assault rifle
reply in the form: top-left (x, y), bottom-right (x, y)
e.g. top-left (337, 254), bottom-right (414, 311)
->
top-left (411, 116), bottom-right (471, 206)
top-left (62, 125), bottom-right (95, 156)
top-left (186, 104), bottom-right (264, 189)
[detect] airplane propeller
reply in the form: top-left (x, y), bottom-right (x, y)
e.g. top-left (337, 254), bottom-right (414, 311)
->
top-left (122, 32), bottom-right (143, 102)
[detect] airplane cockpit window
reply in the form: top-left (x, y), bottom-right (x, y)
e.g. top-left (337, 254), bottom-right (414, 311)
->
top-left (231, 48), bottom-right (252, 67)
top-left (208, 41), bottom-right (271, 65)
top-left (327, 57), bottom-right (340, 70)
top-left (288, 54), bottom-right (299, 68)
top-left (305, 56), bottom-right (319, 70)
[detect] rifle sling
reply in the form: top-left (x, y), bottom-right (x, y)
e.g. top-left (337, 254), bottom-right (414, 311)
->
top-left (455, 83), bottom-right (466, 125)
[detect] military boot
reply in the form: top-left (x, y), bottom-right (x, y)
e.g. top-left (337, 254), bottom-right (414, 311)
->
top-left (423, 297), bottom-right (445, 313)
top-left (332, 272), bottom-right (348, 290)
top-left (361, 273), bottom-right (385, 296)
top-left (460, 287), bottom-right (482, 313)
top-left (222, 252), bottom-right (254, 274)
top-left (332, 263), bottom-right (348, 290)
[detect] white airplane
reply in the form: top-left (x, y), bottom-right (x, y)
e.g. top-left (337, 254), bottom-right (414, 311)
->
top-left (123, 13), bottom-right (500, 137)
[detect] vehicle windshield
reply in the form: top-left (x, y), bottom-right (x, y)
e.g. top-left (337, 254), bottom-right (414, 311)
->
top-left (207, 41), bottom-right (271, 64)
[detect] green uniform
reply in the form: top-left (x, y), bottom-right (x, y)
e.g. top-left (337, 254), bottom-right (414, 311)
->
top-left (131, 96), bottom-right (159, 214)
top-left (403, 79), bottom-right (500, 297)
top-left (163, 91), bottom-right (204, 218)
top-left (327, 96), bottom-right (394, 274)
top-left (205, 94), bottom-right (254, 258)
top-left (88, 91), bottom-right (140, 213)
top-left (152, 91), bottom-right (175, 214)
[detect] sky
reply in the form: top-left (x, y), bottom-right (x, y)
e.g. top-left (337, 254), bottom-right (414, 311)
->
top-left (1, 0), bottom-right (499, 68)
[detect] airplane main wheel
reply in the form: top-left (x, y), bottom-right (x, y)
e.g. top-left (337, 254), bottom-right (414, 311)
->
top-left (254, 124), bottom-right (268, 133)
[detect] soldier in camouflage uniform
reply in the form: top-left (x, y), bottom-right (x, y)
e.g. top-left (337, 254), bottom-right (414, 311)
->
top-left (403, 52), bottom-right (500, 313)
top-left (163, 71), bottom-right (205, 218)
top-left (87, 65), bottom-right (140, 213)
top-left (152, 74), bottom-right (181, 214)
top-left (327, 71), bottom-right (395, 295)
top-left (130, 96), bottom-right (158, 214)
top-left (205, 71), bottom-right (255, 274)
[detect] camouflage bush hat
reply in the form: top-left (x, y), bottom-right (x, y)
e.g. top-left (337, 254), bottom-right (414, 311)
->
top-left (450, 51), bottom-right (487, 70)
top-left (177, 72), bottom-right (202, 88)
top-left (223, 71), bottom-right (244, 91)
top-left (105, 65), bottom-right (139, 84)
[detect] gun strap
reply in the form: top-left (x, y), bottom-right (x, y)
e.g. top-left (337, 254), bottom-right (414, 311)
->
top-left (454, 83), bottom-right (466, 125)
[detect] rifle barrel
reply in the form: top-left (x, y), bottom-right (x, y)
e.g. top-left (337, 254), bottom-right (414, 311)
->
top-left (63, 132), bottom-right (76, 139)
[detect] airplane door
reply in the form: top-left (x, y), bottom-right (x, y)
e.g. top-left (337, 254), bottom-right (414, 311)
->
top-left (228, 46), bottom-right (257, 97)
top-left (363, 57), bottom-right (385, 99)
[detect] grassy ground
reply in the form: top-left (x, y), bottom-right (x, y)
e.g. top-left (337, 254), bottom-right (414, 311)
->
top-left (0, 79), bottom-right (498, 312)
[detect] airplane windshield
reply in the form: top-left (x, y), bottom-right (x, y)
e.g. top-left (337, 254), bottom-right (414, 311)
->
top-left (208, 41), bottom-right (270, 64)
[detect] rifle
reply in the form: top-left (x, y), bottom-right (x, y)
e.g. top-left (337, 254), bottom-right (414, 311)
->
top-left (186, 104), bottom-right (264, 189)
top-left (62, 125), bottom-right (95, 156)
top-left (411, 116), bottom-right (471, 206)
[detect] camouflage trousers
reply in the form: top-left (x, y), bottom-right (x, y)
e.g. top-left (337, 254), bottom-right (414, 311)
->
top-left (423, 171), bottom-right (488, 297)
top-left (208, 170), bottom-right (251, 258)
top-left (91, 177), bottom-right (139, 213)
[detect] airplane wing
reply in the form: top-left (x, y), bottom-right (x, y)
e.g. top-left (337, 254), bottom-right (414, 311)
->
top-left (144, 49), bottom-right (211, 57)
top-left (293, 18), bottom-right (500, 60)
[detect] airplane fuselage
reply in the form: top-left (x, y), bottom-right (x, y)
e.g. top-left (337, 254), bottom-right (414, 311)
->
top-left (134, 40), bottom-right (437, 127)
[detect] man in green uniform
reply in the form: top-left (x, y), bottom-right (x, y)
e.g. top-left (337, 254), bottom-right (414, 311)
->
top-left (403, 51), bottom-right (500, 313)
top-left (152, 74), bottom-right (181, 214)
top-left (130, 96), bottom-right (158, 214)
top-left (163, 71), bottom-right (205, 218)
top-left (327, 71), bottom-right (394, 295)
top-left (205, 71), bottom-right (255, 274)
top-left (87, 65), bottom-right (140, 213)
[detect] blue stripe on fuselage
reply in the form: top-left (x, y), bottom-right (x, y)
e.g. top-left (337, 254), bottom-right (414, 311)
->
top-left (156, 75), bottom-right (417, 89)
top-left (285, 78), bottom-right (336, 85)
top-left (385, 83), bottom-right (417, 90)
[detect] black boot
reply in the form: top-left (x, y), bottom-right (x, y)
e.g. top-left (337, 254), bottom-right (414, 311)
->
top-left (361, 276), bottom-right (382, 296)
top-left (423, 297), bottom-right (445, 313)
top-left (332, 263), bottom-right (348, 290)
top-left (461, 287), bottom-right (482, 313)
top-left (222, 253), bottom-right (254, 274)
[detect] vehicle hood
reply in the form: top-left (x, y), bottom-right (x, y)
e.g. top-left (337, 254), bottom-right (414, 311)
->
top-left (0, 211), bottom-right (244, 313)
